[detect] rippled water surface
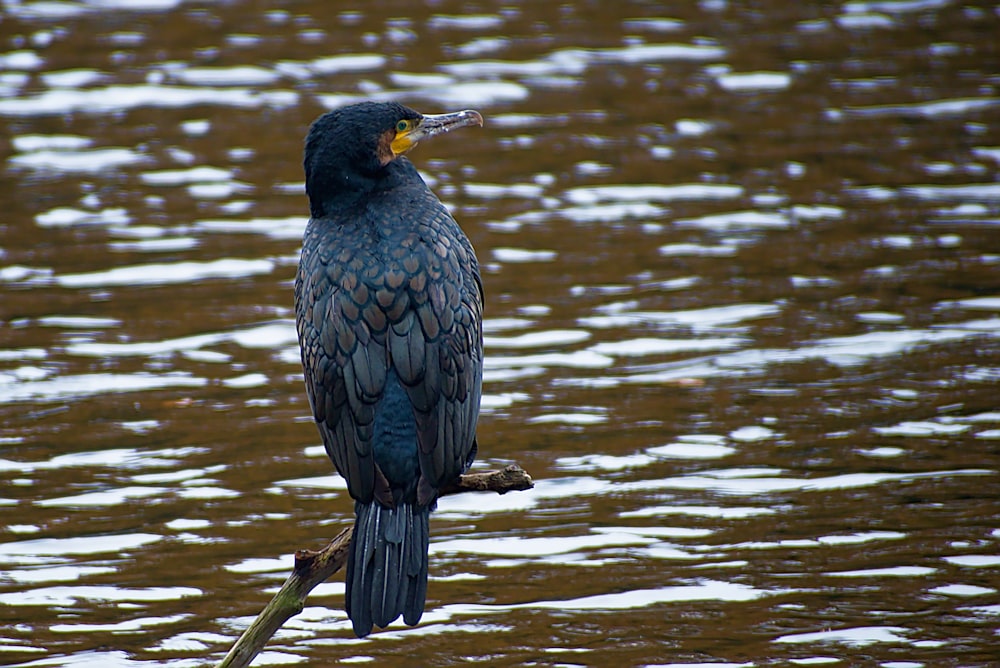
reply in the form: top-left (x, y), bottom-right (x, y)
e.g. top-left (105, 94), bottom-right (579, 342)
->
top-left (2, 1), bottom-right (1000, 666)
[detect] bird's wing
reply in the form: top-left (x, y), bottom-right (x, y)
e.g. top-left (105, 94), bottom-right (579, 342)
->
top-left (295, 194), bottom-right (482, 505)
top-left (295, 220), bottom-right (383, 502)
top-left (387, 196), bottom-right (483, 504)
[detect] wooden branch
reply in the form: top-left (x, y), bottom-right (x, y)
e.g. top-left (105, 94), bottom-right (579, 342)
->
top-left (217, 465), bottom-right (533, 668)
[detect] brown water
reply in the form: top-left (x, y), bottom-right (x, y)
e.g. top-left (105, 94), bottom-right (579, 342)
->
top-left (2, 1), bottom-right (1000, 666)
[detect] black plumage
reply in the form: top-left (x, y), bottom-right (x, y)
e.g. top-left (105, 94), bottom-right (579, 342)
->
top-left (294, 101), bottom-right (484, 637)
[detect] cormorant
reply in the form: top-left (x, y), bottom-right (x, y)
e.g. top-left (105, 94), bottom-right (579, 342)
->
top-left (294, 101), bottom-right (484, 637)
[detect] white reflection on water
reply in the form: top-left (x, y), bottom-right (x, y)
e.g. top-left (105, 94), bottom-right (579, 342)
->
top-left (595, 525), bottom-right (712, 539)
top-left (791, 204), bottom-right (844, 220)
top-left (0, 84), bottom-right (298, 116)
top-left (826, 566), bottom-right (935, 577)
top-left (555, 201), bottom-right (666, 223)
top-left (674, 209), bottom-right (792, 230)
top-left (561, 432), bottom-right (735, 469)
top-left (175, 66), bottom-right (281, 86)
top-left (428, 13), bottom-right (505, 30)
top-left (712, 530), bottom-right (906, 554)
top-left (433, 485), bottom-right (538, 518)
top-left (66, 320), bottom-right (296, 357)
top-left (773, 625), bottom-right (913, 647)
top-left (485, 329), bottom-right (590, 349)
top-left (152, 631), bottom-right (233, 653)
top-left (222, 373), bottom-right (268, 388)
top-left (0, 585), bottom-right (202, 605)
top-left (873, 420), bottom-right (970, 437)
top-left (55, 257), bottom-right (274, 288)
top-left (648, 663), bottom-right (753, 668)
top-left (194, 216), bottom-right (306, 240)
top-left (729, 426), bottom-right (776, 442)
top-left (482, 317), bottom-right (535, 333)
top-left (479, 391), bottom-right (530, 411)
top-left (0, 372), bottom-right (205, 404)
top-left (564, 183), bottom-right (743, 204)
top-left (11, 148), bottom-right (145, 173)
top-left (431, 530), bottom-right (656, 558)
top-left (533, 579), bottom-right (771, 609)
top-left (956, 603), bottom-right (1000, 620)
top-left (942, 555), bottom-right (1000, 567)
top-left (37, 315), bottom-right (120, 328)
top-left (856, 446), bottom-right (906, 458)
top-left (120, 420), bottom-right (160, 434)
top-left (574, 316), bottom-right (1000, 387)
top-left (929, 584), bottom-right (996, 597)
top-left (676, 118), bottom-right (712, 136)
top-left (177, 486), bottom-right (239, 500)
top-left (440, 43), bottom-right (726, 82)
top-left (50, 613), bottom-right (190, 634)
top-left (625, 467), bottom-right (994, 496)
top-left (484, 350), bottom-right (613, 370)
top-left (647, 441), bottom-right (736, 459)
top-left (463, 182), bottom-right (544, 199)
top-left (943, 295), bottom-right (1000, 311)
top-left (36, 486), bottom-right (168, 508)
top-left (11, 0), bottom-right (187, 18)
top-left (0, 565), bottom-right (116, 584)
top-left (359, 620), bottom-right (511, 642)
top-left (528, 412), bottom-right (606, 425)
top-left (5, 525), bottom-right (40, 534)
top-left (621, 504), bottom-right (776, 519)
top-left (844, 96), bottom-right (1000, 119)
top-left (483, 366), bottom-right (546, 383)
top-left (140, 165), bottom-right (233, 185)
top-left (165, 519), bottom-right (211, 531)
top-left (0, 265), bottom-right (53, 283)
top-left (659, 241), bottom-right (741, 257)
top-left (269, 474), bottom-right (347, 492)
top-left (0, 347), bottom-right (46, 362)
top-left (903, 182), bottom-right (1000, 201)
top-left (491, 247), bottom-right (557, 263)
top-left (579, 302), bottom-right (781, 331)
top-left (0, 446), bottom-right (200, 472)
top-left (3, 651), bottom-right (202, 668)
top-left (224, 555), bottom-right (294, 575)
top-left (435, 579), bottom-right (782, 618)
top-left (589, 336), bottom-right (745, 356)
top-left (35, 207), bottom-right (130, 227)
top-left (556, 453), bottom-right (656, 471)
top-left (11, 134), bottom-right (91, 151)
top-left (716, 70), bottom-right (791, 91)
top-left (319, 81), bottom-right (530, 109)
top-left (0, 533), bottom-right (162, 565)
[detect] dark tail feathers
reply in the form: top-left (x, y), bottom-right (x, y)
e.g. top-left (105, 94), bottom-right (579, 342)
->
top-left (346, 500), bottom-right (429, 637)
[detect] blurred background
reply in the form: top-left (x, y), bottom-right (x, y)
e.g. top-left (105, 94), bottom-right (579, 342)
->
top-left (1, 0), bottom-right (999, 666)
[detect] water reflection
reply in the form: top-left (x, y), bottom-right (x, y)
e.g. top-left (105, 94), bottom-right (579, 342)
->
top-left (1, 0), bottom-right (999, 665)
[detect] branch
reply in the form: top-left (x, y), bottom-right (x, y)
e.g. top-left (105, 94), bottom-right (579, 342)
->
top-left (217, 465), bottom-right (533, 668)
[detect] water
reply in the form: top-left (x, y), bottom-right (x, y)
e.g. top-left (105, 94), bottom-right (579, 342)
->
top-left (2, 1), bottom-right (999, 665)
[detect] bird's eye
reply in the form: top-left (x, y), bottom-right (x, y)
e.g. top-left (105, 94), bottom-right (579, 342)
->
top-left (396, 120), bottom-right (410, 133)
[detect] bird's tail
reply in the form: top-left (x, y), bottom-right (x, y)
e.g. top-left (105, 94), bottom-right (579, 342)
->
top-left (346, 500), bottom-right (430, 637)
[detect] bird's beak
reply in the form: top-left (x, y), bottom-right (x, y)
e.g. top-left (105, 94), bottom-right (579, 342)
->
top-left (391, 109), bottom-right (484, 156)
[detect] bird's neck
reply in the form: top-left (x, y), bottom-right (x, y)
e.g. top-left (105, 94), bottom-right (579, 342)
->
top-left (307, 160), bottom-right (415, 219)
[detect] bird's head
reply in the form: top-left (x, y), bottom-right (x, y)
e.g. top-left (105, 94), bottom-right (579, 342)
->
top-left (304, 101), bottom-right (483, 216)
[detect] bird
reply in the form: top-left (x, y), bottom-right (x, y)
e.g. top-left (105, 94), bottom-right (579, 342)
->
top-left (293, 101), bottom-right (484, 637)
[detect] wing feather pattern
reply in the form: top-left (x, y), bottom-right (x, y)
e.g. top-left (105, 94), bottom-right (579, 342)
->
top-left (294, 185), bottom-right (482, 505)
